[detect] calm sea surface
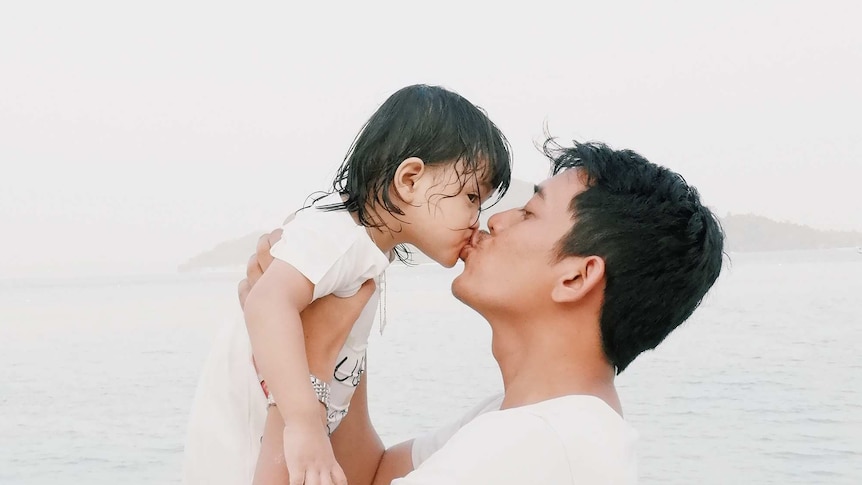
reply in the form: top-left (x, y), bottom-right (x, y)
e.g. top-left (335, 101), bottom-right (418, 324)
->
top-left (1, 249), bottom-right (860, 484)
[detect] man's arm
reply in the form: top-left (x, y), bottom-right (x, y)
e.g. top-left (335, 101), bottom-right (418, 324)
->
top-left (374, 441), bottom-right (415, 485)
top-left (328, 363), bottom-right (415, 485)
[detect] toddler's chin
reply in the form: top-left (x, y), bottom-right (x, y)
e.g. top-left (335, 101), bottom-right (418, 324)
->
top-left (434, 253), bottom-right (458, 269)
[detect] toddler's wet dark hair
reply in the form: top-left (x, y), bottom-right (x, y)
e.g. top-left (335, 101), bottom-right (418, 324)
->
top-left (321, 84), bottom-right (512, 262)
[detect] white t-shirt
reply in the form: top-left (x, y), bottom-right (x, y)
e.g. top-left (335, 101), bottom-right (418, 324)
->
top-left (182, 193), bottom-right (390, 485)
top-left (400, 394), bottom-right (638, 484)
top-left (271, 192), bottom-right (390, 300)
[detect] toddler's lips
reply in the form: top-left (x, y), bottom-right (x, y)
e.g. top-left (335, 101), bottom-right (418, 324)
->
top-left (459, 230), bottom-right (490, 262)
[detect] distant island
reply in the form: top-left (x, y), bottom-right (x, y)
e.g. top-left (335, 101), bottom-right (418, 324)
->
top-left (179, 179), bottom-right (862, 272)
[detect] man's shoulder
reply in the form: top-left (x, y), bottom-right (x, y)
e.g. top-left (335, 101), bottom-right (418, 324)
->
top-left (402, 395), bottom-right (638, 484)
top-left (518, 395), bottom-right (633, 431)
top-left (423, 398), bottom-right (579, 469)
top-left (397, 407), bottom-right (573, 484)
top-left (410, 393), bottom-right (504, 468)
top-left (451, 402), bottom-right (563, 449)
top-left (503, 395), bottom-right (638, 455)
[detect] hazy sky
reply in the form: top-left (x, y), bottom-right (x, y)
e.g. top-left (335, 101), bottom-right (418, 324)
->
top-left (2, 1), bottom-right (860, 276)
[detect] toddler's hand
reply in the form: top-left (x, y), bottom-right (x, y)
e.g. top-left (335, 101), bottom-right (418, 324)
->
top-left (282, 417), bottom-right (347, 485)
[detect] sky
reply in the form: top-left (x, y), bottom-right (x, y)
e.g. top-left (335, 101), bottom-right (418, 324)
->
top-left (1, 1), bottom-right (860, 276)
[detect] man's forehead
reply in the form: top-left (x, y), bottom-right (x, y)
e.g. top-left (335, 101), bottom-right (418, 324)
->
top-left (537, 169), bottom-right (586, 204)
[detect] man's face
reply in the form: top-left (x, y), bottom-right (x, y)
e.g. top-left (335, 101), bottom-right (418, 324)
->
top-left (452, 169), bottom-right (587, 314)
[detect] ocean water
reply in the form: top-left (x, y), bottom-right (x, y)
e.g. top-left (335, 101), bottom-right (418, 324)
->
top-left (1, 249), bottom-right (860, 484)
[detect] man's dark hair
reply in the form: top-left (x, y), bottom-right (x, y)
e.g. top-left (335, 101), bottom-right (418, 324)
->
top-left (546, 139), bottom-right (725, 373)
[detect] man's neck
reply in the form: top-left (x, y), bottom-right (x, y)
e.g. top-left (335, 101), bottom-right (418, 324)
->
top-left (489, 312), bottom-right (621, 415)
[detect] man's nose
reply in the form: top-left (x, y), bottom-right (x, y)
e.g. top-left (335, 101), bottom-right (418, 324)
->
top-left (487, 208), bottom-right (517, 234)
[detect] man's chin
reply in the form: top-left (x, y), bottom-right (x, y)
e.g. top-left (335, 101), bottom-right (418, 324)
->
top-left (450, 274), bottom-right (465, 301)
top-left (450, 272), bottom-right (474, 305)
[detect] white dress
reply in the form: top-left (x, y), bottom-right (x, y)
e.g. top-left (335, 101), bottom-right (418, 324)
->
top-left (182, 193), bottom-right (391, 485)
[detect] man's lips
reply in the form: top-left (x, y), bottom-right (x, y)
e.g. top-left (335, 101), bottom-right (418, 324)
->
top-left (459, 230), bottom-right (490, 262)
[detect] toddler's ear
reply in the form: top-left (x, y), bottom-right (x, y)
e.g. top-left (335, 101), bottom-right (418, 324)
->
top-left (392, 157), bottom-right (426, 203)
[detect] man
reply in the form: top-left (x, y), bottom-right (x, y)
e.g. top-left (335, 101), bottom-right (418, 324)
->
top-left (240, 139), bottom-right (724, 483)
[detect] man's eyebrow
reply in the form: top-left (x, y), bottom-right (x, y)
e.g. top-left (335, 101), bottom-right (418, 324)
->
top-left (534, 184), bottom-right (545, 200)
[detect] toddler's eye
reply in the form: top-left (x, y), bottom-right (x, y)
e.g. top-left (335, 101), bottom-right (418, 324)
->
top-left (467, 193), bottom-right (480, 204)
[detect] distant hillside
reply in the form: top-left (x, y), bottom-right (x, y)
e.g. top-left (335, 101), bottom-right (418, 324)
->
top-left (178, 180), bottom-right (861, 271)
top-left (178, 180), bottom-right (535, 271)
top-left (721, 214), bottom-right (861, 252)
top-left (178, 232), bottom-right (262, 272)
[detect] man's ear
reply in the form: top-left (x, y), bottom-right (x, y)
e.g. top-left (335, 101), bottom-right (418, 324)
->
top-left (392, 157), bottom-right (426, 204)
top-left (551, 255), bottom-right (605, 303)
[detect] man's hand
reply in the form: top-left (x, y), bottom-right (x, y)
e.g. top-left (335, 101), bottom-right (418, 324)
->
top-left (239, 228), bottom-right (283, 310)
